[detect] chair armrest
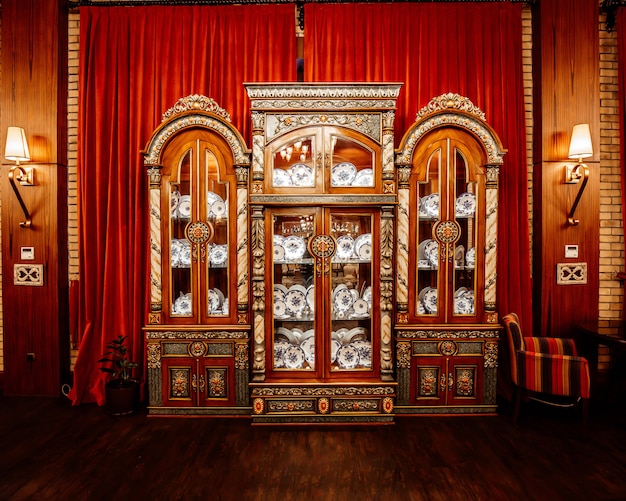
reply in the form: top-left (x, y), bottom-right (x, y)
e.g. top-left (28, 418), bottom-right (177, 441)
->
top-left (523, 336), bottom-right (579, 356)
top-left (515, 350), bottom-right (590, 398)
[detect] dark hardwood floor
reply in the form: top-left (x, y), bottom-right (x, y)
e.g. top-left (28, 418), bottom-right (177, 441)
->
top-left (0, 395), bottom-right (625, 501)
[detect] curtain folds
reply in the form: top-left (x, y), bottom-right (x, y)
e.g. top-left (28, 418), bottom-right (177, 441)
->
top-left (305, 2), bottom-right (533, 330)
top-left (69, 5), bottom-right (296, 405)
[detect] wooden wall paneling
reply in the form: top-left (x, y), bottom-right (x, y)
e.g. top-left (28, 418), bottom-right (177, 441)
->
top-left (532, 0), bottom-right (600, 337)
top-left (0, 0), bottom-right (69, 395)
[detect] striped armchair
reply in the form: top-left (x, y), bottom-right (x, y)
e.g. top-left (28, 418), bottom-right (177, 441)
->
top-left (502, 313), bottom-right (590, 424)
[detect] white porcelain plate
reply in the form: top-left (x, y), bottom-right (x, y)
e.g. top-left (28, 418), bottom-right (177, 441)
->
top-left (456, 192), bottom-right (476, 217)
top-left (209, 244), bottom-right (228, 266)
top-left (178, 195), bottom-right (192, 218)
top-left (273, 168), bottom-right (292, 187)
top-left (171, 239), bottom-right (182, 267)
top-left (423, 287), bottom-right (438, 314)
top-left (283, 235), bottom-right (306, 260)
top-left (285, 289), bottom-right (306, 315)
top-left (351, 340), bottom-right (372, 368)
top-left (300, 337), bottom-right (316, 366)
top-left (179, 241), bottom-right (192, 267)
top-left (336, 344), bottom-right (360, 369)
top-left (208, 289), bottom-right (222, 313)
top-left (335, 235), bottom-right (355, 260)
top-left (331, 162), bottom-right (357, 186)
top-left (353, 168), bottom-right (374, 187)
top-left (290, 163), bottom-right (314, 187)
top-left (424, 239), bottom-right (439, 267)
top-left (283, 345), bottom-right (306, 369)
top-left (421, 193), bottom-right (439, 218)
top-left (334, 288), bottom-right (354, 311)
top-left (466, 247), bottom-right (476, 268)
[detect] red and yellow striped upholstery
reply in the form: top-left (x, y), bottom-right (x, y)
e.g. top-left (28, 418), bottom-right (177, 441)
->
top-left (502, 312), bottom-right (590, 405)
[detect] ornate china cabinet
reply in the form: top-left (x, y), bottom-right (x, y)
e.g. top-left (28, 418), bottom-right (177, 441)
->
top-left (142, 95), bottom-right (252, 415)
top-left (394, 94), bottom-right (505, 414)
top-left (245, 83), bottom-right (401, 423)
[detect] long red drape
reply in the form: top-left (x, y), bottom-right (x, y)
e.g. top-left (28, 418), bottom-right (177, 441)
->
top-left (69, 5), bottom-right (296, 405)
top-left (305, 2), bottom-right (532, 329)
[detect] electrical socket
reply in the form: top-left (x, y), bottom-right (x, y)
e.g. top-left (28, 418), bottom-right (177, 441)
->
top-left (26, 352), bottom-right (35, 362)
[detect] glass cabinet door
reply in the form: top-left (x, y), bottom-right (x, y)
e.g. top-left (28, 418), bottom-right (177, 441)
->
top-left (413, 135), bottom-right (483, 322)
top-left (169, 149), bottom-right (194, 318)
top-left (204, 147), bottom-right (231, 319)
top-left (328, 212), bottom-right (375, 373)
top-left (163, 135), bottom-right (237, 324)
top-left (271, 210), bottom-right (317, 373)
top-left (266, 127), bottom-right (380, 194)
top-left (452, 146), bottom-right (477, 318)
top-left (416, 147), bottom-right (441, 318)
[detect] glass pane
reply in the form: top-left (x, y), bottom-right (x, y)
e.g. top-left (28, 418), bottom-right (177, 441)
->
top-left (416, 149), bottom-right (441, 316)
top-left (329, 135), bottom-right (375, 187)
top-left (453, 148), bottom-right (476, 316)
top-left (170, 149), bottom-right (193, 317)
top-left (271, 136), bottom-right (315, 188)
top-left (272, 213), bottom-right (315, 371)
top-left (330, 213), bottom-right (373, 371)
top-left (205, 148), bottom-right (230, 317)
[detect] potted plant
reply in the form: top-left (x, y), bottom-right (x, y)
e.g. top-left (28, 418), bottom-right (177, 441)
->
top-left (98, 335), bottom-right (139, 415)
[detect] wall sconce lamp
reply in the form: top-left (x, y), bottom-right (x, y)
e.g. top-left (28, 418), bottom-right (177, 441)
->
top-left (564, 123), bottom-right (593, 226)
top-left (5, 126), bottom-right (33, 228)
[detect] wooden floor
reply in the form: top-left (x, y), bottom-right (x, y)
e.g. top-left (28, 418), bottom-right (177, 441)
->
top-left (0, 395), bottom-right (625, 500)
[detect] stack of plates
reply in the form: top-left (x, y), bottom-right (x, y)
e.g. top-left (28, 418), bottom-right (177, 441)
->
top-left (456, 192), bottom-right (476, 217)
top-left (418, 286), bottom-right (438, 314)
top-left (331, 328), bottom-right (372, 369)
top-left (207, 191), bottom-right (227, 219)
top-left (208, 288), bottom-right (226, 314)
top-left (332, 284), bottom-right (371, 319)
top-left (274, 283), bottom-right (314, 319)
top-left (419, 193), bottom-right (439, 218)
top-left (418, 239), bottom-right (439, 268)
top-left (333, 233), bottom-right (372, 261)
top-left (454, 287), bottom-right (475, 314)
top-left (273, 328), bottom-right (315, 369)
top-left (171, 239), bottom-right (192, 268)
top-left (172, 292), bottom-right (192, 315)
top-left (272, 163), bottom-right (315, 187)
top-left (209, 244), bottom-right (228, 267)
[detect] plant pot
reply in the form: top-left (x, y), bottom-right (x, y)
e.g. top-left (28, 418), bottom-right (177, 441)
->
top-left (105, 380), bottom-right (139, 415)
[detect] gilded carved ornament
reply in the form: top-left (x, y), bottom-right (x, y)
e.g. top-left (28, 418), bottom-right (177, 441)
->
top-left (162, 94), bottom-right (232, 122)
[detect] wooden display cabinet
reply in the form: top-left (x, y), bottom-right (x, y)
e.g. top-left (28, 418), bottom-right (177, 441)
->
top-left (246, 83), bottom-right (401, 423)
top-left (142, 95), bottom-right (252, 415)
top-left (394, 94), bottom-right (505, 414)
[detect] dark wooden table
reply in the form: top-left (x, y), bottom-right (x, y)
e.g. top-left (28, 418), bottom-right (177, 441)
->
top-left (577, 320), bottom-right (626, 401)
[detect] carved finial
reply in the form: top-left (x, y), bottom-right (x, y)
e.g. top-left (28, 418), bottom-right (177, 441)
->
top-left (162, 94), bottom-right (231, 122)
top-left (416, 93), bottom-right (486, 121)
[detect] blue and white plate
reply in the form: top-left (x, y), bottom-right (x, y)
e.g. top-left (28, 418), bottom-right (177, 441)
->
top-left (283, 236), bottom-right (306, 260)
top-left (336, 344), bottom-right (360, 369)
top-left (423, 287), bottom-right (438, 314)
top-left (421, 193), bottom-right (439, 218)
top-left (283, 345), bottom-right (306, 369)
top-left (335, 235), bottom-right (355, 260)
top-left (351, 340), bottom-right (372, 368)
top-left (456, 192), bottom-right (476, 217)
top-left (290, 163), bottom-right (314, 187)
top-left (331, 162), bottom-right (357, 186)
top-left (273, 168), bottom-right (292, 187)
top-left (209, 244), bottom-right (228, 266)
top-left (300, 337), bottom-right (316, 367)
top-left (353, 168), bottom-right (374, 187)
top-left (466, 247), bottom-right (476, 268)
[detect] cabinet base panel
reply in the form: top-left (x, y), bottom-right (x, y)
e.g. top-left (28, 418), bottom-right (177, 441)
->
top-left (252, 414), bottom-right (395, 424)
top-left (395, 405), bottom-right (498, 415)
top-left (147, 406), bottom-right (252, 417)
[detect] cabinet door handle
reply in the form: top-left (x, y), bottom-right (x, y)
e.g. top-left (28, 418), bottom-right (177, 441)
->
top-left (192, 374), bottom-right (197, 392)
top-left (448, 373), bottom-right (454, 390)
top-left (199, 374), bottom-right (206, 392)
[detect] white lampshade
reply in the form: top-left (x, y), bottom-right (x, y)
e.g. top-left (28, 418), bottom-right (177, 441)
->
top-left (5, 126), bottom-right (30, 162)
top-left (568, 123), bottom-right (593, 161)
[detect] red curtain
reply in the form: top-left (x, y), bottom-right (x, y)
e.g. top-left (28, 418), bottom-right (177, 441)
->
top-left (69, 5), bottom-right (296, 405)
top-left (305, 2), bottom-right (532, 328)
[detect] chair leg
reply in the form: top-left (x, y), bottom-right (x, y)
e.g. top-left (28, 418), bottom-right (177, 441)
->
top-left (581, 397), bottom-right (589, 427)
top-left (512, 386), bottom-right (522, 424)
